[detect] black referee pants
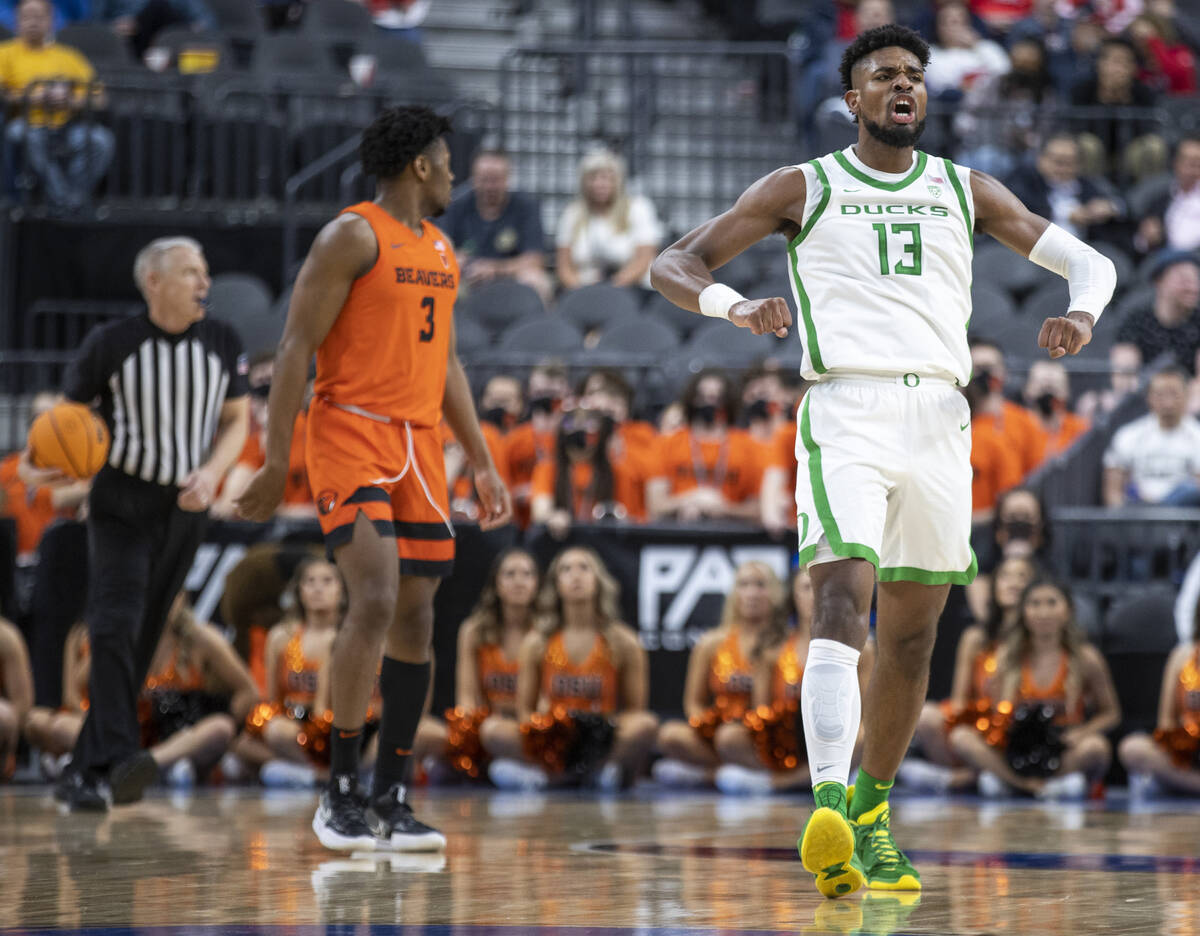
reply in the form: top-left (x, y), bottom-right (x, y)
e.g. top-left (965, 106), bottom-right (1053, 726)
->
top-left (71, 468), bottom-right (209, 775)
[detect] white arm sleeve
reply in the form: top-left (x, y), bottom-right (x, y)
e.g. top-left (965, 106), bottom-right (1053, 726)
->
top-left (1027, 223), bottom-right (1118, 323)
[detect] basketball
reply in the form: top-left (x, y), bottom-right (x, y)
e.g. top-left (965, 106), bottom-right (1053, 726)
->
top-left (27, 401), bottom-right (110, 480)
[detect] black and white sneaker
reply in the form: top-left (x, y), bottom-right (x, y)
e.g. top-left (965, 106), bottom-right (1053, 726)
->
top-left (312, 774), bottom-right (377, 852)
top-left (366, 783), bottom-right (446, 852)
top-left (54, 769), bottom-right (109, 812)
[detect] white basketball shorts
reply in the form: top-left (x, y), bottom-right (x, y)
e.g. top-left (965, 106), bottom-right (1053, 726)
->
top-left (794, 373), bottom-right (977, 585)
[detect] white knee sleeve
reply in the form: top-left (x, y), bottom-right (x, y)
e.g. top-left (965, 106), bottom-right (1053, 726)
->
top-left (801, 638), bottom-right (862, 787)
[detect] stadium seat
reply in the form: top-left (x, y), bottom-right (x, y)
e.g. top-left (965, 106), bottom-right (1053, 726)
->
top-left (207, 0), bottom-right (265, 38)
top-left (558, 284), bottom-right (641, 333)
top-left (454, 314), bottom-right (490, 354)
top-left (684, 318), bottom-right (784, 365)
top-left (973, 240), bottom-right (1056, 298)
top-left (594, 317), bottom-right (679, 353)
top-left (208, 273), bottom-right (273, 317)
top-left (498, 317), bottom-right (583, 353)
top-left (641, 291), bottom-right (700, 340)
top-left (970, 283), bottom-right (1017, 325)
top-left (302, 0), bottom-right (375, 40)
top-left (711, 250), bottom-right (765, 294)
top-left (1020, 281), bottom-right (1070, 321)
top-left (57, 24), bottom-right (134, 67)
top-left (457, 280), bottom-right (546, 333)
top-left (151, 27), bottom-right (237, 75)
top-left (252, 33), bottom-right (339, 79)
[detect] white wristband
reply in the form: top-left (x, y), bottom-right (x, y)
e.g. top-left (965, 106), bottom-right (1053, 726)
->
top-left (698, 282), bottom-right (746, 320)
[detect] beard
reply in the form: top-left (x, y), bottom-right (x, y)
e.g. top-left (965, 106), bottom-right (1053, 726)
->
top-left (861, 113), bottom-right (926, 149)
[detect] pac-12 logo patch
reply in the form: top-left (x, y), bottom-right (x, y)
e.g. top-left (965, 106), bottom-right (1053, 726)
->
top-left (317, 490), bottom-right (338, 515)
top-left (433, 239), bottom-right (450, 270)
top-left (927, 184), bottom-right (942, 198)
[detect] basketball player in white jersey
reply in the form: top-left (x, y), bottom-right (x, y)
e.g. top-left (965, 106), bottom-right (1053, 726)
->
top-left (651, 25), bottom-right (1115, 899)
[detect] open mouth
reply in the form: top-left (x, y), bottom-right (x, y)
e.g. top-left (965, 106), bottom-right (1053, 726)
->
top-left (891, 95), bottom-right (915, 124)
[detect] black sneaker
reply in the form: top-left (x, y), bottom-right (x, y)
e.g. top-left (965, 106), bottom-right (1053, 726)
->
top-left (366, 783), bottom-right (446, 852)
top-left (312, 774), bottom-right (377, 852)
top-left (110, 751), bottom-right (159, 805)
top-left (54, 769), bottom-right (109, 812)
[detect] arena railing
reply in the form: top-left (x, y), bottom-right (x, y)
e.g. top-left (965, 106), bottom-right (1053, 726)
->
top-left (0, 351), bottom-right (75, 453)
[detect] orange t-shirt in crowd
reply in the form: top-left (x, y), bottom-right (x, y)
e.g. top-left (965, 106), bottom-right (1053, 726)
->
top-left (529, 421), bottom-right (661, 521)
top-left (1029, 410), bottom-right (1090, 465)
top-left (314, 203), bottom-right (457, 426)
top-left (0, 452), bottom-right (69, 558)
top-left (970, 418), bottom-right (1023, 513)
top-left (503, 421), bottom-right (556, 527)
top-left (974, 400), bottom-right (1042, 478)
top-left (660, 427), bottom-right (766, 503)
top-left (447, 421), bottom-right (509, 507)
top-left (236, 410), bottom-right (312, 506)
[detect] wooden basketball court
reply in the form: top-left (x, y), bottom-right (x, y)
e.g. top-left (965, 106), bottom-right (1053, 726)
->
top-left (3, 786), bottom-right (1199, 934)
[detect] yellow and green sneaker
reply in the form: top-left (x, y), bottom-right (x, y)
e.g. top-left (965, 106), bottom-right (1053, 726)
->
top-left (853, 801), bottom-right (921, 891)
top-left (798, 784), bottom-right (865, 899)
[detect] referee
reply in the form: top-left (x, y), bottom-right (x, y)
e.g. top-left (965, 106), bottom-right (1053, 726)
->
top-left (37, 236), bottom-right (249, 810)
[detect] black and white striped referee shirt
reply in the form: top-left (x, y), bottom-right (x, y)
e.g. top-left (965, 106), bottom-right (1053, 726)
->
top-left (63, 313), bottom-right (248, 487)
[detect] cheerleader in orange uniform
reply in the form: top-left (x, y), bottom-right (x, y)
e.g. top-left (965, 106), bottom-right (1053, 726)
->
top-left (484, 546), bottom-right (658, 790)
top-left (903, 556), bottom-right (1036, 793)
top-left (0, 616), bottom-right (33, 780)
top-left (949, 578), bottom-right (1120, 799)
top-left (715, 567), bottom-right (874, 794)
top-left (138, 595), bottom-right (260, 786)
top-left (234, 556), bottom-right (342, 786)
top-left (25, 622), bottom-right (91, 772)
top-left (413, 547), bottom-right (539, 781)
top-left (1118, 624), bottom-right (1200, 797)
top-left (652, 560), bottom-right (785, 789)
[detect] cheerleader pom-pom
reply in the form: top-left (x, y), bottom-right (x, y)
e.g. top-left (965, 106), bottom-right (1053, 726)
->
top-left (444, 706), bottom-right (491, 779)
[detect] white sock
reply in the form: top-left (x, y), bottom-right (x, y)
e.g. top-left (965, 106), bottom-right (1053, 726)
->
top-left (800, 638), bottom-right (862, 788)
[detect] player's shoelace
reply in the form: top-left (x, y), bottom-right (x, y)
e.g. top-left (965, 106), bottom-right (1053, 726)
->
top-left (863, 809), bottom-right (903, 866)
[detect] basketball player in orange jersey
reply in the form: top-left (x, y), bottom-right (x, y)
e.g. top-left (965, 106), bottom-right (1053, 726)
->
top-left (235, 106), bottom-right (511, 852)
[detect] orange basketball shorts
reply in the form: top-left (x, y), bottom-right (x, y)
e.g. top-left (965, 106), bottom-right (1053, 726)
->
top-left (306, 396), bottom-right (455, 577)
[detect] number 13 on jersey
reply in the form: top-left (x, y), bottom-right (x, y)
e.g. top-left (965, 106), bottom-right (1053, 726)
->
top-left (872, 222), bottom-right (922, 276)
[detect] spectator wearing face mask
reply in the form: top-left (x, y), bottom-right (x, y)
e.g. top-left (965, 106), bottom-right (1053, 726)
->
top-left (739, 364), bottom-right (786, 448)
top-left (1103, 366), bottom-right (1200, 506)
top-left (446, 375), bottom-right (520, 521)
top-left (966, 486), bottom-right (1051, 620)
top-left (1022, 360), bottom-right (1090, 463)
top-left (504, 363), bottom-right (570, 529)
top-left (969, 337), bottom-right (1044, 477)
top-left (647, 369), bottom-right (767, 524)
top-left (530, 368), bottom-right (661, 537)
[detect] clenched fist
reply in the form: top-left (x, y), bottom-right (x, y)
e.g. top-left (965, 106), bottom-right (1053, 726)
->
top-left (730, 297), bottom-right (791, 337)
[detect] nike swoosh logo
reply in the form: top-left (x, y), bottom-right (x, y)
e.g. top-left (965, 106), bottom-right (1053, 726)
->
top-left (960, 423), bottom-right (970, 431)
top-left (391, 242), bottom-right (403, 248)
top-left (815, 763), bottom-right (838, 773)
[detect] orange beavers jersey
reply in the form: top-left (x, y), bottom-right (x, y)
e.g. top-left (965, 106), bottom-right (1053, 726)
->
top-left (1016, 652), bottom-right (1084, 726)
top-left (661, 427), bottom-right (766, 504)
top-left (1173, 646), bottom-right (1200, 737)
top-left (313, 202), bottom-right (459, 426)
top-left (771, 633), bottom-right (807, 704)
top-left (541, 631), bottom-right (619, 715)
top-left (277, 627), bottom-right (323, 708)
top-left (477, 642), bottom-right (520, 714)
top-left (707, 628), bottom-right (755, 717)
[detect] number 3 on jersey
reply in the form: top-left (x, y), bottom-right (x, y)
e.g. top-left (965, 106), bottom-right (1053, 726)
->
top-left (872, 222), bottom-right (922, 276)
top-left (418, 296), bottom-right (435, 342)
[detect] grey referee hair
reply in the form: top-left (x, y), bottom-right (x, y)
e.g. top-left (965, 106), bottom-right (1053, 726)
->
top-left (133, 237), bottom-right (204, 293)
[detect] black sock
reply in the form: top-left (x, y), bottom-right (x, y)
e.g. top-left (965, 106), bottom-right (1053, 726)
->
top-left (372, 657), bottom-right (431, 796)
top-left (329, 725), bottom-right (363, 784)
